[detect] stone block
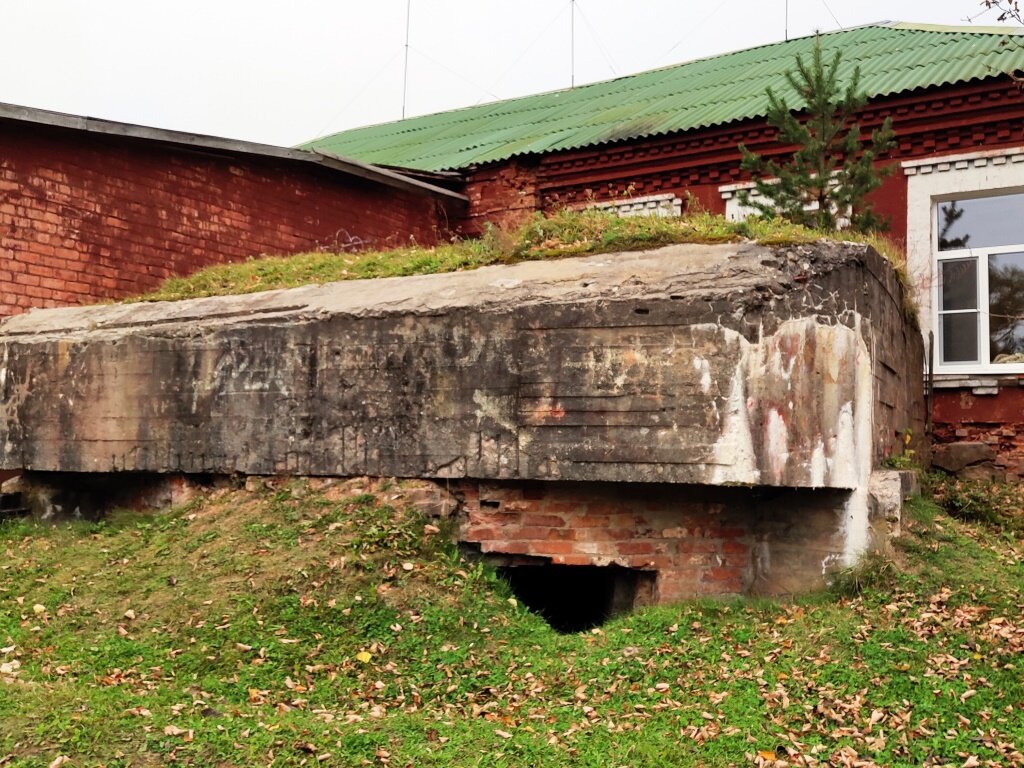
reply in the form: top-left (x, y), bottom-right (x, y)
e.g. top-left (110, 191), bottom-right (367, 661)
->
top-left (959, 462), bottom-right (1006, 482)
top-left (868, 469), bottom-right (918, 538)
top-left (397, 480), bottom-right (460, 519)
top-left (932, 442), bottom-right (996, 473)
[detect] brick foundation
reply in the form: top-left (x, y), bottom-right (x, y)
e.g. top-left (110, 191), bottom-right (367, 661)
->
top-left (932, 386), bottom-right (1024, 481)
top-left (456, 480), bottom-right (859, 601)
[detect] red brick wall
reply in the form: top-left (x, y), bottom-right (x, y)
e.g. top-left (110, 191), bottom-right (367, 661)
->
top-left (463, 158), bottom-right (539, 235)
top-left (867, 171), bottom-right (908, 246)
top-left (0, 121), bottom-right (460, 316)
top-left (463, 78), bottom-right (1024, 245)
top-left (932, 387), bottom-right (1024, 481)
top-left (457, 480), bottom-right (852, 601)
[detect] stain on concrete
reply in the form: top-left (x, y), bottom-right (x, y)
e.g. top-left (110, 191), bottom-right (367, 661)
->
top-left (0, 241), bottom-right (924, 591)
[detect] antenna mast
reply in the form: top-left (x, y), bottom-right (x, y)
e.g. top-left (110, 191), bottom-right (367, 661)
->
top-left (402, 0), bottom-right (412, 118)
top-left (571, 0), bottom-right (576, 88)
top-left (785, 0), bottom-right (789, 41)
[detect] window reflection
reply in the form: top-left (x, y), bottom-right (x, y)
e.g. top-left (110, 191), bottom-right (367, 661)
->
top-left (937, 193), bottom-right (1024, 251)
top-left (940, 259), bottom-right (977, 311)
top-left (943, 314), bottom-right (978, 362)
top-left (939, 258), bottom-right (979, 363)
top-left (989, 251), bottom-right (1024, 364)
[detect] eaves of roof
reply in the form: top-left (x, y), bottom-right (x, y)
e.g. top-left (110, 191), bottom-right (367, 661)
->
top-left (0, 102), bottom-right (467, 202)
top-left (302, 22), bottom-right (1024, 173)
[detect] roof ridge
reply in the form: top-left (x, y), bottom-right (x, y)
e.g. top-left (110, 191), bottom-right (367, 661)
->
top-left (296, 22), bottom-right (880, 142)
top-left (305, 22), bottom-right (1024, 171)
top-left (302, 21), bottom-right (1020, 144)
top-left (886, 20), bottom-right (1024, 35)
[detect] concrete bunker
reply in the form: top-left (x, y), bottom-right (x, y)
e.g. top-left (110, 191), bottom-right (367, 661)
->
top-left (0, 241), bottom-right (924, 605)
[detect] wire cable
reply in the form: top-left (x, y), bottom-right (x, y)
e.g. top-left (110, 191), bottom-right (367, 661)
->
top-left (409, 45), bottom-right (503, 103)
top-left (308, 48), bottom-right (405, 140)
top-left (477, 3), bottom-right (571, 103)
top-left (576, 1), bottom-right (619, 77)
top-left (820, 0), bottom-right (843, 29)
top-left (660, 0), bottom-right (730, 64)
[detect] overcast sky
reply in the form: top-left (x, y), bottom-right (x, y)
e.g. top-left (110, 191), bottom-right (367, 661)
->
top-left (0, 1), bottom-right (1011, 148)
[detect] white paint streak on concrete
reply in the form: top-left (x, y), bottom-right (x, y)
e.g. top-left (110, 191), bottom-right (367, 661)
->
top-left (837, 319), bottom-right (876, 567)
top-left (711, 337), bottom-right (759, 485)
top-left (765, 409), bottom-right (790, 484)
top-left (692, 355), bottom-right (712, 394)
top-left (830, 402), bottom-right (858, 489)
top-left (809, 439), bottom-right (827, 487)
top-left (472, 390), bottom-right (518, 433)
top-left (0, 346), bottom-right (12, 462)
top-left (771, 336), bottom-right (798, 386)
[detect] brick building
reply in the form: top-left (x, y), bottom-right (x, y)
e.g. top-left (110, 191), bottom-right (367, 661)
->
top-left (0, 102), bottom-right (465, 317)
top-left (3, 23), bottom-right (1023, 479)
top-left (309, 22), bottom-right (1024, 479)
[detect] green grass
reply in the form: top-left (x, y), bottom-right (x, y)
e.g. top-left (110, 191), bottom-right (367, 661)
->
top-left (1, 480), bottom-right (1021, 767)
top-left (925, 472), bottom-right (1024, 533)
top-left (132, 208), bottom-right (907, 303)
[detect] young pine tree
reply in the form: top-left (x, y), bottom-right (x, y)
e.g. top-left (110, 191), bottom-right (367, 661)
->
top-left (737, 37), bottom-right (895, 233)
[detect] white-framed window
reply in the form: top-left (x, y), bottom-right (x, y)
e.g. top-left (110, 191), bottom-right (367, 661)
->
top-left (903, 148), bottom-right (1024, 377)
top-left (934, 192), bottom-right (1024, 372)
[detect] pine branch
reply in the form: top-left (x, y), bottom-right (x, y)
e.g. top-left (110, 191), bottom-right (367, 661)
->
top-left (735, 36), bottom-right (895, 234)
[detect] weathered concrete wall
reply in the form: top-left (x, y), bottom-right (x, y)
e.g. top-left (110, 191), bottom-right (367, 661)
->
top-left (0, 241), bottom-right (924, 595)
top-left (0, 242), bottom-right (922, 489)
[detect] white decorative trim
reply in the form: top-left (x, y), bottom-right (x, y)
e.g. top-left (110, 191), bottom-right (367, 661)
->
top-left (719, 182), bottom-right (764, 221)
top-left (931, 374), bottom-right (1022, 395)
top-left (718, 179), bottom-right (845, 224)
top-left (718, 180), bottom-right (757, 198)
top-left (902, 147), bottom-right (1024, 176)
top-left (589, 193), bottom-right (682, 218)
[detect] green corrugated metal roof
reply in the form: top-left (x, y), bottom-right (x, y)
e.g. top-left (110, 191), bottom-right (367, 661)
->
top-left (302, 22), bottom-right (1024, 172)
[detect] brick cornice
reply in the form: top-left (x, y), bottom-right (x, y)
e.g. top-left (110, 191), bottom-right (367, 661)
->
top-left (526, 78), bottom-right (1024, 201)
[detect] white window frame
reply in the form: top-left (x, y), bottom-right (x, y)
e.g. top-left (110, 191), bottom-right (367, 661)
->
top-left (934, 236), bottom-right (1024, 374)
top-left (903, 148), bottom-right (1024, 376)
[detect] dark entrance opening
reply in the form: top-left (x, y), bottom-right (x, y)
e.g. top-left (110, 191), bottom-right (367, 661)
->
top-left (498, 564), bottom-right (654, 633)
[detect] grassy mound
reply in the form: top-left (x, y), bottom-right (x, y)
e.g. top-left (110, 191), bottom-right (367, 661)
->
top-left (926, 472), bottom-right (1024, 533)
top-left (134, 209), bottom-right (906, 303)
top-left (1, 479), bottom-right (1021, 767)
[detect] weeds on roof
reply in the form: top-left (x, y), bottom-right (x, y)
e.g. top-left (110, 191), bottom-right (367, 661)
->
top-left (132, 208), bottom-right (909, 307)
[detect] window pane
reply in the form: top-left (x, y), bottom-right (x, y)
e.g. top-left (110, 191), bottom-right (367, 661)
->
top-left (942, 313), bottom-right (978, 363)
top-left (940, 259), bottom-right (977, 311)
top-left (989, 251), bottom-right (1024, 364)
top-left (937, 193), bottom-right (1024, 251)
